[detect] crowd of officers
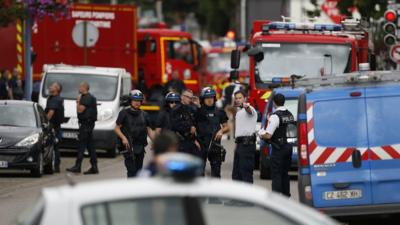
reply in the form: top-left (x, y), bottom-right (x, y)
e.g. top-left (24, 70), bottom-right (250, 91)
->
top-left (44, 80), bottom-right (294, 197)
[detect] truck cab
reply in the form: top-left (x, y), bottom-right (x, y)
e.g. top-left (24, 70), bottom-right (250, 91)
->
top-left (245, 19), bottom-right (370, 115)
top-left (137, 29), bottom-right (202, 114)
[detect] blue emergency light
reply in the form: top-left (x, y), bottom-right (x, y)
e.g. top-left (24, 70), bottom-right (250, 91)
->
top-left (160, 153), bottom-right (203, 181)
top-left (263, 22), bottom-right (342, 33)
top-left (272, 77), bottom-right (290, 84)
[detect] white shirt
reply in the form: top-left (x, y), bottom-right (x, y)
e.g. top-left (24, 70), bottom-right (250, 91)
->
top-left (235, 105), bottom-right (258, 137)
top-left (258, 106), bottom-right (287, 136)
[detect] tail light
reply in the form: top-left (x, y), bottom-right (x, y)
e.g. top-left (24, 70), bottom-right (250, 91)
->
top-left (305, 186), bottom-right (313, 201)
top-left (298, 122), bottom-right (309, 167)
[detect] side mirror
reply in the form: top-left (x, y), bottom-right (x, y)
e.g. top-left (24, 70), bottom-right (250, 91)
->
top-left (247, 46), bottom-right (264, 63)
top-left (231, 49), bottom-right (241, 69)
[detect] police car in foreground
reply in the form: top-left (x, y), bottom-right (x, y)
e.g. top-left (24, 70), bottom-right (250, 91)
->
top-left (296, 66), bottom-right (400, 216)
top-left (14, 154), bottom-right (338, 225)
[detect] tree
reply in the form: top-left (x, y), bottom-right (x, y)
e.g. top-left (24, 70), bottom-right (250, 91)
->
top-left (337, 0), bottom-right (387, 20)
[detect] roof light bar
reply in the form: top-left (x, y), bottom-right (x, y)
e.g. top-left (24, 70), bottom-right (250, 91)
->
top-left (263, 22), bottom-right (342, 33)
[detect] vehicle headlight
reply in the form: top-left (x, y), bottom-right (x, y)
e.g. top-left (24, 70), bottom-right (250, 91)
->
top-left (15, 133), bottom-right (40, 147)
top-left (98, 109), bottom-right (113, 121)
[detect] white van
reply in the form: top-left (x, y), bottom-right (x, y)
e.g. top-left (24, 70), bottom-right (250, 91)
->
top-left (39, 64), bottom-right (132, 157)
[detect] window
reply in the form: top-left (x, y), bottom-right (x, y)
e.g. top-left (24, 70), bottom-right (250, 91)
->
top-left (0, 105), bottom-right (37, 127)
top-left (82, 198), bottom-right (186, 225)
top-left (199, 197), bottom-right (299, 225)
top-left (166, 40), bottom-right (193, 64)
top-left (313, 98), bottom-right (368, 147)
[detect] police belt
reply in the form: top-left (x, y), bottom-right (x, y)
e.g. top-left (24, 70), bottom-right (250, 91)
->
top-left (272, 138), bottom-right (288, 145)
top-left (235, 135), bottom-right (256, 144)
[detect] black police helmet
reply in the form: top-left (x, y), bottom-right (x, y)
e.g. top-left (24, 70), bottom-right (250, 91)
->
top-left (130, 89), bottom-right (144, 102)
top-left (165, 92), bottom-right (181, 102)
top-left (200, 87), bottom-right (216, 99)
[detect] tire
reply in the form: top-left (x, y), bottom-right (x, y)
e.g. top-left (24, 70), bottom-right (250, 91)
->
top-left (260, 158), bottom-right (272, 180)
top-left (31, 152), bottom-right (44, 178)
top-left (44, 146), bottom-right (55, 174)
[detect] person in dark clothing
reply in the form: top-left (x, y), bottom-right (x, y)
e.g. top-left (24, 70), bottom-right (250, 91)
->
top-left (259, 93), bottom-right (294, 197)
top-left (66, 82), bottom-right (98, 174)
top-left (114, 90), bottom-right (154, 177)
top-left (0, 71), bottom-right (9, 100)
top-left (156, 92), bottom-right (201, 157)
top-left (163, 70), bottom-right (186, 94)
top-left (139, 131), bottom-right (179, 177)
top-left (196, 87), bottom-right (229, 177)
top-left (45, 82), bottom-right (64, 173)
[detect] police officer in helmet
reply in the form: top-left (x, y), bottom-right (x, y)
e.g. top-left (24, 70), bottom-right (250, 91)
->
top-left (114, 90), bottom-right (154, 177)
top-left (259, 93), bottom-right (294, 197)
top-left (196, 87), bottom-right (229, 177)
top-left (156, 92), bottom-right (200, 157)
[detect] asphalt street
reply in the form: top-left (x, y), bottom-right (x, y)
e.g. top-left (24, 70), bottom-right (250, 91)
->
top-left (0, 138), bottom-right (398, 225)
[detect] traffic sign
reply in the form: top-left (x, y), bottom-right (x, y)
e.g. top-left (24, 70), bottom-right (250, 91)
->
top-left (390, 44), bottom-right (400, 63)
top-left (72, 21), bottom-right (99, 48)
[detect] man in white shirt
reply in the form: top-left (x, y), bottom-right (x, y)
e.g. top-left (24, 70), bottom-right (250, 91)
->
top-left (259, 93), bottom-right (294, 197)
top-left (232, 90), bottom-right (257, 183)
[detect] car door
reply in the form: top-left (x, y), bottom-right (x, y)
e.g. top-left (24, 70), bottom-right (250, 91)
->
top-left (365, 85), bottom-right (400, 204)
top-left (307, 87), bottom-right (372, 208)
top-left (36, 105), bottom-right (51, 156)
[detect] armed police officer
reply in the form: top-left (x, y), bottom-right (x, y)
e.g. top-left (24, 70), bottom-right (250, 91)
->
top-left (45, 82), bottom-right (64, 173)
top-left (114, 90), bottom-right (154, 177)
top-left (67, 82), bottom-right (98, 174)
top-left (259, 93), bottom-right (294, 197)
top-left (156, 92), bottom-right (200, 157)
top-left (232, 90), bottom-right (257, 183)
top-left (196, 87), bottom-right (229, 177)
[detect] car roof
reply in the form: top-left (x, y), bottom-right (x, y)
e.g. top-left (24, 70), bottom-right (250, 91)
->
top-left (273, 87), bottom-right (305, 98)
top-left (0, 100), bottom-right (35, 107)
top-left (43, 64), bottom-right (126, 77)
top-left (41, 178), bottom-right (335, 225)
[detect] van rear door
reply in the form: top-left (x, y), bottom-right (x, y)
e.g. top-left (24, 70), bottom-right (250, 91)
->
top-left (307, 87), bottom-right (372, 208)
top-left (365, 85), bottom-right (400, 204)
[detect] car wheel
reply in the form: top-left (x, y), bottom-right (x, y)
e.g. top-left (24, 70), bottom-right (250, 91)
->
top-left (31, 152), bottom-right (44, 178)
top-left (44, 146), bottom-right (55, 174)
top-left (260, 158), bottom-right (271, 180)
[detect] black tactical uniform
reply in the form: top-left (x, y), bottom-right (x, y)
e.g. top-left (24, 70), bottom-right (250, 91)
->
top-left (116, 108), bottom-right (151, 177)
top-left (45, 94), bottom-right (64, 171)
top-left (270, 109), bottom-right (295, 197)
top-left (196, 105), bottom-right (228, 177)
top-left (76, 93), bottom-right (98, 171)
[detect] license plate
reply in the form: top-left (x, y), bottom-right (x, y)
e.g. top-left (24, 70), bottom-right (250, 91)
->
top-left (324, 189), bottom-right (362, 200)
top-left (62, 132), bottom-right (78, 139)
top-left (0, 161), bottom-right (8, 168)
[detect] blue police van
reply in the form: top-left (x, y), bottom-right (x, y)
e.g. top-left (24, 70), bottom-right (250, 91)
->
top-left (296, 70), bottom-right (400, 216)
top-left (259, 87), bottom-right (305, 179)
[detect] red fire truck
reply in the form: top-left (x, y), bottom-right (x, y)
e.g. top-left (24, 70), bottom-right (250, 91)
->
top-left (0, 3), bottom-right (203, 109)
top-left (240, 19), bottom-right (371, 114)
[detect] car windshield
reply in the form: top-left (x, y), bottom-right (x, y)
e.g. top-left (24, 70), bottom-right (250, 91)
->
top-left (208, 52), bottom-right (249, 73)
top-left (42, 73), bottom-right (118, 101)
top-left (0, 104), bottom-right (36, 127)
top-left (256, 43), bottom-right (351, 83)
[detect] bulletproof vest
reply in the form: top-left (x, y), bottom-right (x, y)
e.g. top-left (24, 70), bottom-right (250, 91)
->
top-left (271, 110), bottom-right (295, 144)
top-left (197, 106), bottom-right (220, 138)
top-left (125, 109), bottom-right (147, 145)
top-left (170, 104), bottom-right (193, 137)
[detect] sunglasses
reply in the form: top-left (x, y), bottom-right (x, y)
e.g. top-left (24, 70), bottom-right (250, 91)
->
top-left (168, 101), bottom-right (179, 104)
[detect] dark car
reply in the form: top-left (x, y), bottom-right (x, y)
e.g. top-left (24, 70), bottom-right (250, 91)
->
top-left (259, 87), bottom-right (305, 179)
top-left (0, 100), bottom-right (55, 177)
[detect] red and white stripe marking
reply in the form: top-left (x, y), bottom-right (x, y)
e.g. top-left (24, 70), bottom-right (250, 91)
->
top-left (306, 103), bottom-right (400, 165)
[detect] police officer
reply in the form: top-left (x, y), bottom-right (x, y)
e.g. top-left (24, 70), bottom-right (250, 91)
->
top-left (114, 90), bottom-right (154, 177)
top-left (156, 92), bottom-right (200, 157)
top-left (232, 90), bottom-right (257, 183)
top-left (45, 82), bottom-right (64, 173)
top-left (196, 87), bottom-right (229, 177)
top-left (67, 82), bottom-right (98, 174)
top-left (259, 93), bottom-right (294, 197)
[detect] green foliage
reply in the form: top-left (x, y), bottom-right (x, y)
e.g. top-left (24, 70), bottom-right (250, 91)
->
top-left (337, 0), bottom-right (387, 19)
top-left (0, 0), bottom-right (25, 27)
